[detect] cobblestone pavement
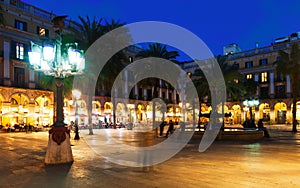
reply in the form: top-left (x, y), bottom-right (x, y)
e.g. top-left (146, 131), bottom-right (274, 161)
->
top-left (0, 124), bottom-right (300, 188)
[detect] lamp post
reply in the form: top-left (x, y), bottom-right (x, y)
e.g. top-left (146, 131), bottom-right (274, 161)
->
top-left (243, 99), bottom-right (259, 127)
top-left (72, 89), bottom-right (81, 140)
top-left (28, 16), bottom-right (85, 164)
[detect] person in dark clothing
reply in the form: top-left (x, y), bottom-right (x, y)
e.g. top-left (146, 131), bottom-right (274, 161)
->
top-left (250, 119), bottom-right (257, 128)
top-left (257, 119), bottom-right (270, 137)
top-left (242, 119), bottom-right (247, 128)
top-left (159, 121), bottom-right (166, 136)
top-left (165, 120), bottom-right (174, 137)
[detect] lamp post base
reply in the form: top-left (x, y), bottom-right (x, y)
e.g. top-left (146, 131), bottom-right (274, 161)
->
top-left (45, 126), bottom-right (73, 165)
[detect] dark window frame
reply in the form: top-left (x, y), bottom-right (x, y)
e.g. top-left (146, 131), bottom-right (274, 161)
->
top-left (245, 61), bottom-right (253, 68)
top-left (15, 19), bottom-right (27, 31)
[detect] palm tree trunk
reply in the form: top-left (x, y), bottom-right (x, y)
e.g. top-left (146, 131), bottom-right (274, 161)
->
top-left (112, 96), bottom-right (117, 129)
top-left (87, 95), bottom-right (93, 135)
top-left (292, 96), bottom-right (297, 132)
top-left (292, 74), bottom-right (298, 133)
top-left (198, 100), bottom-right (201, 128)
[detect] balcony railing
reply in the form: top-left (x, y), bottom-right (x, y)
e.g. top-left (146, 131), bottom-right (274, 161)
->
top-left (1, 0), bottom-right (81, 32)
top-left (227, 40), bottom-right (300, 61)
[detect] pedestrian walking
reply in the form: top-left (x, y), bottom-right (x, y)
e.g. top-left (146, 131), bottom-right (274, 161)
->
top-left (159, 121), bottom-right (166, 136)
top-left (165, 120), bottom-right (174, 137)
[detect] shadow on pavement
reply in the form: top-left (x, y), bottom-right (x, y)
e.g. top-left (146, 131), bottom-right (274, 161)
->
top-left (44, 163), bottom-right (73, 187)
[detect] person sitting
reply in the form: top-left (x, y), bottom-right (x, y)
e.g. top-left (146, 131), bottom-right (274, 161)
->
top-left (242, 119), bottom-right (249, 128)
top-left (257, 119), bottom-right (270, 138)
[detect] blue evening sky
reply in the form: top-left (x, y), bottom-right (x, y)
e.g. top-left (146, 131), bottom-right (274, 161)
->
top-left (23, 0), bottom-right (300, 60)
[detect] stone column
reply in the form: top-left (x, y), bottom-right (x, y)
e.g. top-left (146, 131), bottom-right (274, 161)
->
top-left (159, 79), bottom-right (162, 98)
top-left (124, 70), bottom-right (128, 96)
top-left (143, 89), bottom-right (147, 100)
top-left (135, 85), bottom-right (138, 99)
top-left (166, 88), bottom-right (169, 100)
top-left (254, 74), bottom-right (259, 97)
top-left (28, 69), bottom-right (35, 88)
top-left (3, 41), bottom-right (11, 86)
top-left (173, 89), bottom-right (176, 102)
top-left (269, 72), bottom-right (274, 98)
top-left (286, 75), bottom-right (291, 97)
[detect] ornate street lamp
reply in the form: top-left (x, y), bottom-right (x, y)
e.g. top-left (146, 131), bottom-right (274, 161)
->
top-left (72, 89), bottom-right (81, 140)
top-left (243, 99), bottom-right (259, 127)
top-left (28, 16), bottom-right (85, 164)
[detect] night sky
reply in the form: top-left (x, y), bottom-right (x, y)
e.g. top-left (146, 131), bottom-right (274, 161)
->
top-left (23, 0), bottom-right (300, 59)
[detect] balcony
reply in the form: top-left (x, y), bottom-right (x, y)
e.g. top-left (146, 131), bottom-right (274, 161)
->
top-left (227, 39), bottom-right (300, 61)
top-left (0, 0), bottom-right (81, 32)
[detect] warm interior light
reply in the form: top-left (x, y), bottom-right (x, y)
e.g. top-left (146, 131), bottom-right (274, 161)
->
top-left (72, 89), bottom-right (81, 100)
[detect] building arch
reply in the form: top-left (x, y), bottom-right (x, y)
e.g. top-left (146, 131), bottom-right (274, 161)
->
top-left (10, 93), bottom-right (30, 107)
top-left (137, 103), bottom-right (145, 122)
top-left (232, 104), bottom-right (242, 124)
top-left (259, 103), bottom-right (270, 122)
top-left (274, 102), bottom-right (287, 124)
top-left (116, 103), bottom-right (126, 123)
top-left (92, 101), bottom-right (101, 115)
top-left (104, 102), bottom-right (113, 115)
top-left (291, 101), bottom-right (300, 121)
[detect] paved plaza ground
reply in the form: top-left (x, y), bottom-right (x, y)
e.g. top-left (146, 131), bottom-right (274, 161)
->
top-left (0, 124), bottom-right (300, 188)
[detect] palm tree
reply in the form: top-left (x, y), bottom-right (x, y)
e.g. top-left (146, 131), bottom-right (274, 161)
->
top-left (191, 55), bottom-right (249, 127)
top-left (78, 16), bottom-right (104, 50)
top-left (38, 75), bottom-right (74, 96)
top-left (135, 43), bottom-right (179, 95)
top-left (96, 19), bottom-right (129, 96)
top-left (103, 19), bottom-right (126, 33)
top-left (135, 43), bottom-right (179, 101)
top-left (78, 16), bottom-right (130, 130)
top-left (136, 43), bottom-right (179, 62)
top-left (135, 43), bottom-right (179, 131)
top-left (217, 55), bottom-right (256, 102)
top-left (274, 43), bottom-right (300, 132)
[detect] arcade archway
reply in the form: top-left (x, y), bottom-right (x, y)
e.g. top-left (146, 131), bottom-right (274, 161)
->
top-left (274, 102), bottom-right (287, 124)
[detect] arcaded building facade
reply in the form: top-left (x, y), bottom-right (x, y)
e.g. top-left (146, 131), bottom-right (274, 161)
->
top-left (0, 0), bottom-right (185, 127)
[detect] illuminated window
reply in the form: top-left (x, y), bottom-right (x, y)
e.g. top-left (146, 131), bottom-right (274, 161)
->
top-left (16, 43), bottom-right (24, 60)
top-left (261, 72), bottom-right (268, 82)
top-left (128, 56), bottom-right (133, 62)
top-left (39, 28), bottom-right (45, 36)
top-left (37, 26), bottom-right (49, 37)
top-left (246, 74), bottom-right (253, 80)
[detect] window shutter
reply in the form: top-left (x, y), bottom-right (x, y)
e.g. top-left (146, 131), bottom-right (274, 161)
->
top-left (11, 40), bottom-right (16, 59)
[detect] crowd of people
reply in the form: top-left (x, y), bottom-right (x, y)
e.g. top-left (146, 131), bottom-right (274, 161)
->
top-left (0, 123), bottom-right (46, 132)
